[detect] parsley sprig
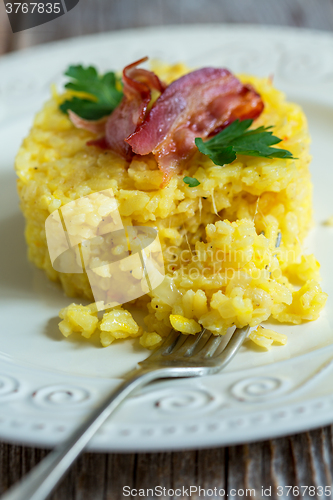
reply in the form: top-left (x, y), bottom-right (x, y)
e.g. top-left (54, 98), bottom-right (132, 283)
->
top-left (59, 65), bottom-right (123, 120)
top-left (195, 119), bottom-right (295, 166)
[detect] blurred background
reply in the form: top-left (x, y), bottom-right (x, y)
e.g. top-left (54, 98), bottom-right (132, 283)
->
top-left (1, 0), bottom-right (333, 55)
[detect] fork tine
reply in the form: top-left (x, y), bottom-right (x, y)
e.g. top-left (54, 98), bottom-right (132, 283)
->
top-left (213, 328), bottom-right (236, 356)
top-left (214, 325), bottom-right (250, 367)
top-left (169, 328), bottom-right (208, 358)
top-left (195, 325), bottom-right (250, 361)
top-left (147, 329), bottom-right (181, 358)
top-left (197, 334), bottom-right (225, 358)
top-left (164, 333), bottom-right (188, 355)
top-left (144, 324), bottom-right (250, 372)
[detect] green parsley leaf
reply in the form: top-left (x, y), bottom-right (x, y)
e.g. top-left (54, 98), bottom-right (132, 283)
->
top-left (183, 176), bottom-right (200, 187)
top-left (59, 65), bottom-right (123, 120)
top-left (195, 119), bottom-right (295, 166)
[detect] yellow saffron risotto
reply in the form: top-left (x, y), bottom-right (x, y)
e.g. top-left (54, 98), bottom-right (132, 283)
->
top-left (15, 63), bottom-right (327, 350)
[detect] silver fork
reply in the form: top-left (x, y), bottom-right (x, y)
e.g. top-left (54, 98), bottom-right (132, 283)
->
top-left (1, 325), bottom-right (249, 500)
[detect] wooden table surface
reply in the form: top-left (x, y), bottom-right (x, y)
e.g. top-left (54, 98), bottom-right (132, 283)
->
top-left (1, 1), bottom-right (333, 498)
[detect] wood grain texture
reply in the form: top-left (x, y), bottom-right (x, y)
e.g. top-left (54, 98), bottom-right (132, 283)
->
top-left (1, 1), bottom-right (333, 498)
top-left (2, 429), bottom-right (333, 499)
top-left (0, 0), bottom-right (12, 54)
top-left (3, 0), bottom-right (333, 52)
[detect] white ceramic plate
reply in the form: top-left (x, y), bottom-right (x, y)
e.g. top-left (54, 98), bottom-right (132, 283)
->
top-left (1, 24), bottom-right (333, 452)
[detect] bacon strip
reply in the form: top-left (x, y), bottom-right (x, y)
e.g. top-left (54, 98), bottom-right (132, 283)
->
top-left (68, 58), bottom-right (166, 157)
top-left (68, 110), bottom-right (107, 135)
top-left (102, 57), bottom-right (166, 160)
top-left (126, 68), bottom-right (264, 185)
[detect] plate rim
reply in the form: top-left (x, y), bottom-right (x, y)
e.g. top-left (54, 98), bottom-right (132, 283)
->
top-left (1, 23), bottom-right (333, 451)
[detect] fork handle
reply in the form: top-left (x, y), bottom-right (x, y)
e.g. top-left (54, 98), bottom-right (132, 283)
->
top-left (1, 368), bottom-right (168, 500)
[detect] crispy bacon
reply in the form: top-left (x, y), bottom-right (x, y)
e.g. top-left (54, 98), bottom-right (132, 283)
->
top-left (126, 68), bottom-right (264, 185)
top-left (69, 57), bottom-right (165, 157)
top-left (86, 136), bottom-right (109, 149)
top-left (68, 111), bottom-right (107, 135)
top-left (103, 57), bottom-right (166, 159)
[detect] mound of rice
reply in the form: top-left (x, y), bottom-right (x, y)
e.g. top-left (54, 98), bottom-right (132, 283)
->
top-left (15, 62), bottom-right (327, 349)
